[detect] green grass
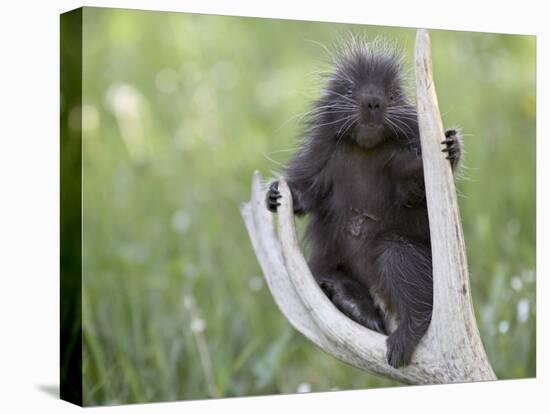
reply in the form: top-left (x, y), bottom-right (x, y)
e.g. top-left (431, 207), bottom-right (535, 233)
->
top-left (77, 8), bottom-right (536, 405)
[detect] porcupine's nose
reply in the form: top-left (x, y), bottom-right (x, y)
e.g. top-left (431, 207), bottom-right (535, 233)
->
top-left (361, 95), bottom-right (385, 125)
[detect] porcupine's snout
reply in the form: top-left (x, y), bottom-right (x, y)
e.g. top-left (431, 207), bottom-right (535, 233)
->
top-left (360, 94), bottom-right (386, 126)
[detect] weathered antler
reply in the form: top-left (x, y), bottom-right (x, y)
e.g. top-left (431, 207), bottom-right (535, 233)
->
top-left (240, 29), bottom-right (496, 384)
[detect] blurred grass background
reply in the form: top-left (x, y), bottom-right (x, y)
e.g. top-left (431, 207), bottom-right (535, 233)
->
top-left (76, 7), bottom-right (536, 406)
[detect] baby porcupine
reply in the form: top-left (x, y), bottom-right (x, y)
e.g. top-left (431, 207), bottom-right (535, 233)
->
top-left (265, 37), bottom-right (463, 368)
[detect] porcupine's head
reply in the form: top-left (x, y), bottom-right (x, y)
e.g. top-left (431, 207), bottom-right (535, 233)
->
top-left (310, 37), bottom-right (416, 150)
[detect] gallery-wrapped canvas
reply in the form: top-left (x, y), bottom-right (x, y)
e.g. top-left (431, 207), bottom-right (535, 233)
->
top-left (60, 6), bottom-right (536, 407)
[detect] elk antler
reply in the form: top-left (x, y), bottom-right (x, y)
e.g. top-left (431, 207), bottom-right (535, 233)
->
top-left (239, 29), bottom-right (496, 384)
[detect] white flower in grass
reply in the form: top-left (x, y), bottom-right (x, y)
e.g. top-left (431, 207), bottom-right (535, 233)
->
top-left (517, 299), bottom-right (530, 324)
top-left (297, 383), bottom-right (311, 393)
top-left (510, 276), bottom-right (523, 291)
top-left (191, 318), bottom-right (206, 333)
top-left (172, 210), bottom-right (191, 234)
top-left (106, 83), bottom-right (141, 117)
top-left (498, 320), bottom-right (509, 334)
top-left (248, 276), bottom-right (264, 292)
top-left (182, 294), bottom-right (193, 310)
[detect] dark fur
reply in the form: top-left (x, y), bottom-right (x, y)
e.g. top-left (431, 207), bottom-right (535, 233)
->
top-left (266, 39), bottom-right (462, 368)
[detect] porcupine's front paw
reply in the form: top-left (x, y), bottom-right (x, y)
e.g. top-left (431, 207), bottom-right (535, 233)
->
top-left (441, 129), bottom-right (462, 171)
top-left (266, 181), bottom-right (281, 213)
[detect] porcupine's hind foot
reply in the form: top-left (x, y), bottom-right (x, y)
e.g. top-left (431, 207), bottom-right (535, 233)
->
top-left (319, 275), bottom-right (388, 335)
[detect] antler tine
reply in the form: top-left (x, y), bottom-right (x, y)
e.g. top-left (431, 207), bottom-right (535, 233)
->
top-left (240, 171), bottom-right (323, 342)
